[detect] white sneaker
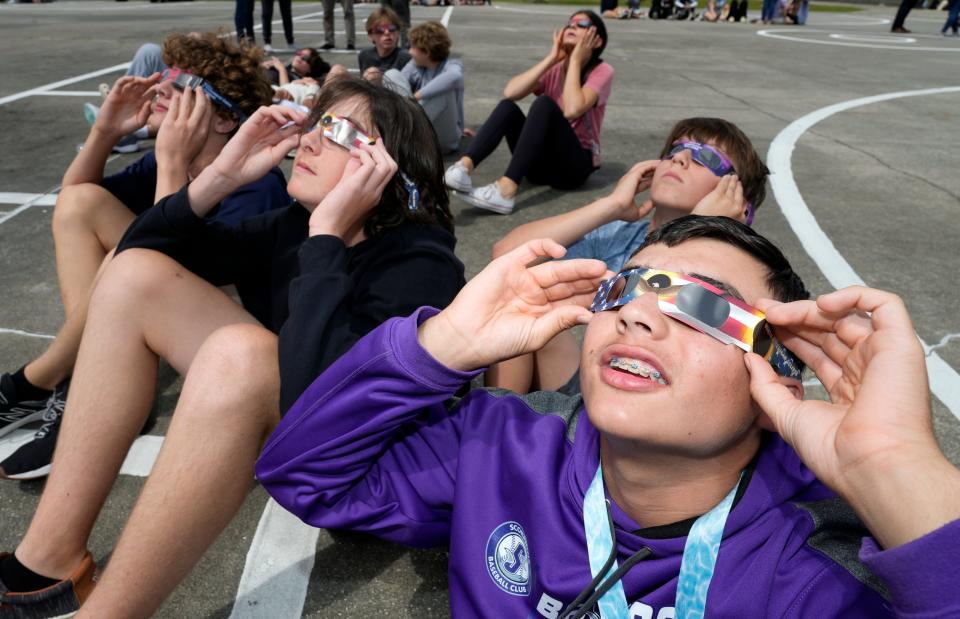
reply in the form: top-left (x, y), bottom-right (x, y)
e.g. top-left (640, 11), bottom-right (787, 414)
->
top-left (444, 161), bottom-right (473, 192)
top-left (264, 43), bottom-right (275, 53)
top-left (459, 181), bottom-right (515, 215)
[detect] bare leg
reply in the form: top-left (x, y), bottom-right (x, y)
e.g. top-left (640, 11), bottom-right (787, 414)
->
top-left (14, 249), bottom-right (258, 579)
top-left (23, 251), bottom-right (115, 391)
top-left (531, 330), bottom-right (581, 392)
top-left (52, 183), bottom-right (135, 315)
top-left (496, 176), bottom-right (519, 199)
top-left (458, 156), bottom-right (475, 173)
top-left (78, 323), bottom-right (280, 618)
top-left (485, 331), bottom-right (581, 394)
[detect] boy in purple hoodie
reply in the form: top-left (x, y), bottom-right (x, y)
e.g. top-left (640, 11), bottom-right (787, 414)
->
top-left (257, 216), bottom-right (960, 618)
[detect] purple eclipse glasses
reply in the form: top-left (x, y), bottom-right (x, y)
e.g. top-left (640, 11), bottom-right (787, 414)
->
top-left (666, 141), bottom-right (756, 225)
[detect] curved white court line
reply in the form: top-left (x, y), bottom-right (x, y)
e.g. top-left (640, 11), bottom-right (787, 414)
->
top-left (829, 33), bottom-right (915, 43)
top-left (758, 28), bottom-right (960, 51)
top-left (767, 85), bottom-right (960, 420)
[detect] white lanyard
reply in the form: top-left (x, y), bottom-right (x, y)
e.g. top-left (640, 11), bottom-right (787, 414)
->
top-left (582, 463), bottom-right (741, 618)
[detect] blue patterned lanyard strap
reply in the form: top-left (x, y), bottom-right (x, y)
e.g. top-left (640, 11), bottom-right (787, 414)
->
top-left (582, 463), bottom-right (741, 619)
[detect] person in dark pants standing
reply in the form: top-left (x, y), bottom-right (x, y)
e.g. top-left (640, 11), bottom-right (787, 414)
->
top-left (322, 0), bottom-right (356, 50)
top-left (891, 0), bottom-right (915, 33)
top-left (235, 0), bottom-right (256, 42)
top-left (262, 0), bottom-right (295, 51)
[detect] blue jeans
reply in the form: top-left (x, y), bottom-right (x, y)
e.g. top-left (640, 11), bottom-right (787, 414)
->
top-left (761, 0), bottom-right (778, 21)
top-left (943, 0), bottom-right (960, 33)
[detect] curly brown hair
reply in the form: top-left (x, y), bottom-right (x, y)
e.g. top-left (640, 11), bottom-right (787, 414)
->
top-left (408, 21), bottom-right (451, 62)
top-left (161, 31), bottom-right (273, 121)
top-left (366, 6), bottom-right (403, 33)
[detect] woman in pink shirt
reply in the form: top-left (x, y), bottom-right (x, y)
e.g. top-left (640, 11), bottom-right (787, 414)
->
top-left (444, 10), bottom-right (614, 215)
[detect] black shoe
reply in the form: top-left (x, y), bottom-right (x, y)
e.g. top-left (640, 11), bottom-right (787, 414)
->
top-left (0, 551), bottom-right (97, 615)
top-left (346, 43), bottom-right (355, 50)
top-left (0, 374), bottom-right (50, 439)
top-left (321, 42), bottom-right (335, 50)
top-left (0, 382), bottom-right (67, 480)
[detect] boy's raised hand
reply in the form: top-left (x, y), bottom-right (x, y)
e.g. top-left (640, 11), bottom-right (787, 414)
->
top-left (745, 287), bottom-right (960, 549)
top-left (94, 73), bottom-right (161, 140)
top-left (418, 240), bottom-right (608, 372)
top-left (608, 160), bottom-right (657, 222)
top-left (155, 86), bottom-right (213, 172)
top-left (692, 174), bottom-right (747, 222)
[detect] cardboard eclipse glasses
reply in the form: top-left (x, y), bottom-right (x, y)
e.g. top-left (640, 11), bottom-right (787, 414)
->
top-left (590, 267), bottom-right (802, 379)
top-left (161, 67), bottom-right (247, 122)
top-left (666, 141), bottom-right (756, 225)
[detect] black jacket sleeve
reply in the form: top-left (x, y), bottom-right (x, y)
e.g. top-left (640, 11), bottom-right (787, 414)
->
top-left (277, 229), bottom-right (464, 413)
top-left (115, 184), bottom-right (265, 288)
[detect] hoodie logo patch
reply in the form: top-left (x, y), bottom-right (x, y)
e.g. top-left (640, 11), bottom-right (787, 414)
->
top-left (486, 521), bottom-right (531, 596)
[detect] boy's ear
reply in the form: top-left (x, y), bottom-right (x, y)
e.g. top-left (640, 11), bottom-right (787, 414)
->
top-left (213, 113), bottom-right (239, 136)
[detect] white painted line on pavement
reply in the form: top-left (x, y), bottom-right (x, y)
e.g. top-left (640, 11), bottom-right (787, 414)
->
top-left (0, 429), bottom-right (162, 476)
top-left (32, 91), bottom-right (102, 97)
top-left (0, 63), bottom-right (130, 107)
top-left (230, 499), bottom-right (320, 619)
top-left (0, 327), bottom-right (55, 340)
top-left (758, 28), bottom-right (960, 52)
top-left (767, 85), bottom-right (960, 421)
top-left (0, 192), bottom-right (58, 207)
top-left (441, 5), bottom-right (454, 26)
top-left (0, 190), bottom-right (60, 225)
top-left (119, 435), bottom-right (164, 476)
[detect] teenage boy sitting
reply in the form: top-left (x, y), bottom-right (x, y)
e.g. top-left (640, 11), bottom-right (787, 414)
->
top-left (0, 32), bottom-right (288, 479)
top-left (257, 216), bottom-right (960, 617)
top-left (488, 117), bottom-right (760, 393)
top-left (383, 21), bottom-right (464, 154)
top-left (358, 6), bottom-right (412, 85)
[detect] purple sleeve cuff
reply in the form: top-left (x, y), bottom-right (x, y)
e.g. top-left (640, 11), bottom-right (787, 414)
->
top-left (860, 518), bottom-right (960, 616)
top-left (390, 307), bottom-right (483, 392)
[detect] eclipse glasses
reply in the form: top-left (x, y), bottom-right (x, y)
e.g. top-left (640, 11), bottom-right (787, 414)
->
top-left (590, 267), bottom-right (802, 379)
top-left (161, 67), bottom-right (247, 122)
top-left (666, 141), bottom-right (756, 225)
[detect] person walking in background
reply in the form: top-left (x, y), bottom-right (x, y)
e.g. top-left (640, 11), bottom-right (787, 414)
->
top-left (261, 0), bottom-right (295, 52)
top-left (322, 0), bottom-right (356, 50)
top-left (891, 0), bottom-right (915, 33)
top-left (942, 0), bottom-right (960, 36)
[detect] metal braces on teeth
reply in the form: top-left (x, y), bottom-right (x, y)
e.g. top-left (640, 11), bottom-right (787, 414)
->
top-left (610, 356), bottom-right (667, 385)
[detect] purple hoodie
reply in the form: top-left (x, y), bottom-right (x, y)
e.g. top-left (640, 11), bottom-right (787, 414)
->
top-left (257, 309), bottom-right (960, 618)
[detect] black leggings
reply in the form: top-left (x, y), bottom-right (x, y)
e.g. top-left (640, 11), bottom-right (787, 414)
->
top-left (262, 0), bottom-right (294, 45)
top-left (465, 96), bottom-right (596, 190)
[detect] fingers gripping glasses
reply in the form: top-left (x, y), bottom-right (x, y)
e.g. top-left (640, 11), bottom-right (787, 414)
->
top-left (161, 67), bottom-right (248, 122)
top-left (311, 114), bottom-right (420, 212)
top-left (589, 267), bottom-right (802, 379)
top-left (666, 141), bottom-right (757, 225)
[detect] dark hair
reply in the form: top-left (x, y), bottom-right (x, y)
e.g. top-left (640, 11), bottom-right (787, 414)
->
top-left (306, 77), bottom-right (454, 237)
top-left (408, 21), bottom-right (451, 62)
top-left (299, 47), bottom-right (331, 79)
top-left (636, 216), bottom-right (809, 305)
top-left (570, 10), bottom-right (608, 85)
top-left (366, 6), bottom-right (403, 32)
top-left (162, 31), bottom-right (273, 121)
top-left (660, 118), bottom-right (769, 210)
